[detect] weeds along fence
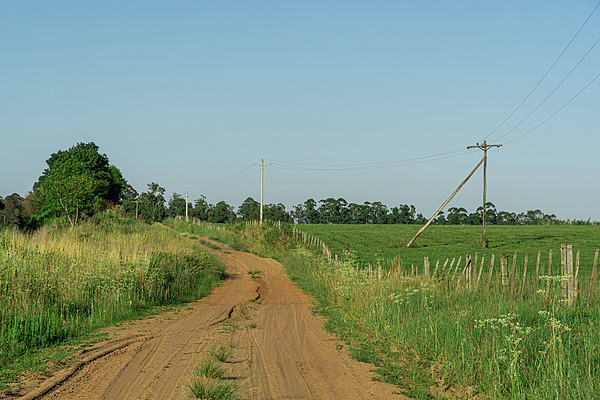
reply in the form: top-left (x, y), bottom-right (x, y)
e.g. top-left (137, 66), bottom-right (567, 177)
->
top-left (326, 242), bottom-right (600, 308)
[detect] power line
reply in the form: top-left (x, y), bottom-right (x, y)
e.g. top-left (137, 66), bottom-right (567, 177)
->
top-left (266, 148), bottom-right (471, 171)
top-left (491, 34), bottom-right (600, 143)
top-left (503, 69), bottom-right (600, 145)
top-left (202, 169), bottom-right (260, 196)
top-left (187, 163), bottom-right (256, 195)
top-left (483, 1), bottom-right (600, 142)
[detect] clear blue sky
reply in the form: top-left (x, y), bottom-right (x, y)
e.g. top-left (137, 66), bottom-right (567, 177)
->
top-left (2, 1), bottom-right (599, 220)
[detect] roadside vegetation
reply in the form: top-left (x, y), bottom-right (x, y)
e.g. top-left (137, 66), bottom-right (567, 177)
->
top-left (0, 209), bottom-right (224, 394)
top-left (173, 220), bottom-right (600, 399)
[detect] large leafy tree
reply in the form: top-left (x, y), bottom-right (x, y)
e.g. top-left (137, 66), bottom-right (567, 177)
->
top-left (238, 197), bottom-right (260, 221)
top-left (194, 195), bottom-right (209, 221)
top-left (166, 193), bottom-right (187, 218)
top-left (263, 203), bottom-right (292, 222)
top-left (0, 193), bottom-right (24, 228)
top-left (34, 142), bottom-right (126, 225)
top-left (139, 183), bottom-right (166, 222)
top-left (207, 201), bottom-right (235, 223)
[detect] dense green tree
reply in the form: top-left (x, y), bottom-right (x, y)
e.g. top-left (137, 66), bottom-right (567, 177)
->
top-left (0, 193), bottom-right (24, 228)
top-left (497, 211), bottom-right (518, 225)
top-left (396, 204), bottom-right (416, 224)
top-left (166, 193), bottom-right (187, 218)
top-left (121, 184), bottom-right (140, 218)
top-left (238, 197), bottom-right (260, 221)
top-left (303, 199), bottom-right (320, 224)
top-left (263, 203), bottom-right (292, 222)
top-left (194, 196), bottom-right (209, 221)
top-left (139, 183), bottom-right (166, 222)
top-left (319, 198), bottom-right (345, 224)
top-left (370, 201), bottom-right (389, 224)
top-left (349, 202), bottom-right (371, 224)
top-left (447, 207), bottom-right (468, 225)
top-left (207, 201), bottom-right (235, 223)
top-left (33, 142), bottom-right (126, 225)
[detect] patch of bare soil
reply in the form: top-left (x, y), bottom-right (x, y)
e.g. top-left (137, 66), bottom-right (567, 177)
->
top-left (13, 242), bottom-right (406, 399)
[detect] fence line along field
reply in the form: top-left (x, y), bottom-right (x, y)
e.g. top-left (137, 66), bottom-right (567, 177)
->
top-left (286, 223), bottom-right (600, 398)
top-left (295, 224), bottom-right (600, 272)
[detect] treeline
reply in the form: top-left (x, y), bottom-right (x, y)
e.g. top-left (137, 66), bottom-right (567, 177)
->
top-left (0, 142), bottom-right (596, 230)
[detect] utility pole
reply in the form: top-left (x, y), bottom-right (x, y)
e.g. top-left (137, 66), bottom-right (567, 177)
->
top-left (466, 140), bottom-right (502, 249)
top-left (133, 200), bottom-right (142, 220)
top-left (253, 159), bottom-right (272, 223)
top-left (185, 192), bottom-right (194, 222)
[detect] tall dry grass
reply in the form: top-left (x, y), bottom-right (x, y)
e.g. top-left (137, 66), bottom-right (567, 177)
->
top-left (0, 211), bottom-right (224, 365)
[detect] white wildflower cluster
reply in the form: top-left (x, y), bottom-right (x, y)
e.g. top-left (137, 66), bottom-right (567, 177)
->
top-left (538, 310), bottom-right (571, 334)
top-left (538, 274), bottom-right (571, 283)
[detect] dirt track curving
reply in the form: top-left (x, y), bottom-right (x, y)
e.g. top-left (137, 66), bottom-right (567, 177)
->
top-left (19, 241), bottom-right (405, 399)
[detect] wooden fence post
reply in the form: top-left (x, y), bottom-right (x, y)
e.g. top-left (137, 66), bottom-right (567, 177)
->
top-left (520, 253), bottom-right (529, 297)
top-left (433, 259), bottom-right (440, 277)
top-left (487, 254), bottom-right (495, 290)
top-left (567, 245), bottom-right (574, 306)
top-left (452, 257), bottom-right (462, 280)
top-left (575, 249), bottom-right (580, 303)
top-left (510, 253), bottom-right (517, 296)
top-left (500, 253), bottom-right (509, 291)
top-left (561, 244), bottom-right (568, 302)
top-left (533, 250), bottom-right (541, 294)
top-left (458, 254), bottom-right (471, 286)
top-left (476, 254), bottom-right (485, 290)
top-left (586, 249), bottom-right (599, 307)
top-left (424, 256), bottom-right (430, 277)
top-left (546, 249), bottom-right (553, 298)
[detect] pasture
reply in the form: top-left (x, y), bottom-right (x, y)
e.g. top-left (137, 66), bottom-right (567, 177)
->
top-left (295, 224), bottom-right (600, 272)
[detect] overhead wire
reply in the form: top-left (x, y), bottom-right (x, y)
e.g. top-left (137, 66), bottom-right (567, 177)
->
top-left (187, 163), bottom-right (256, 196)
top-left (202, 169), bottom-right (261, 195)
top-left (491, 34), bottom-right (600, 144)
top-left (483, 1), bottom-right (600, 143)
top-left (265, 148), bottom-right (472, 171)
top-left (503, 69), bottom-right (600, 145)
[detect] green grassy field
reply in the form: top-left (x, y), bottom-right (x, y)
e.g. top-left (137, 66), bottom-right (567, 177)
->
top-left (295, 224), bottom-right (600, 272)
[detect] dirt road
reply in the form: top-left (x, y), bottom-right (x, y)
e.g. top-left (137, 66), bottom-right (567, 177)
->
top-left (21, 242), bottom-right (404, 399)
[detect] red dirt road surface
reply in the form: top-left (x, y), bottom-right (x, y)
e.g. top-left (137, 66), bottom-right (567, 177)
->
top-left (19, 242), bottom-right (405, 399)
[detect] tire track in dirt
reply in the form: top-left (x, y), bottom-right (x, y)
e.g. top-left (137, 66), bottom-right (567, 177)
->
top-left (21, 242), bottom-right (405, 400)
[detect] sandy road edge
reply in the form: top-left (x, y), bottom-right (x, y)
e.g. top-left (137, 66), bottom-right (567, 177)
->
top-left (19, 335), bottom-right (151, 400)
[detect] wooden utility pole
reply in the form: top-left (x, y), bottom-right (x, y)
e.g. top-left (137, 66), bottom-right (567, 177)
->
top-left (406, 155), bottom-right (485, 248)
top-left (254, 159), bottom-right (272, 222)
top-left (133, 200), bottom-right (142, 220)
top-left (466, 140), bottom-right (502, 249)
top-left (185, 192), bottom-right (194, 222)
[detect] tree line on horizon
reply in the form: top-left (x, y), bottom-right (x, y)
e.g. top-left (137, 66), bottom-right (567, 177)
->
top-left (0, 142), bottom-right (595, 230)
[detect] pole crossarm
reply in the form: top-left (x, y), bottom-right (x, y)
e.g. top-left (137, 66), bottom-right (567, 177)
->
top-left (254, 159), bottom-right (272, 222)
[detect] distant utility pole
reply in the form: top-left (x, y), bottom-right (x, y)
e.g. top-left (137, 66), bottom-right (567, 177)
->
top-left (253, 159), bottom-right (272, 222)
top-left (133, 200), bottom-right (142, 220)
top-left (185, 192), bottom-right (194, 222)
top-left (466, 140), bottom-right (502, 249)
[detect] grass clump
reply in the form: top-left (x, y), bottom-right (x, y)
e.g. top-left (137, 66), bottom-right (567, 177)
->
top-left (187, 377), bottom-right (240, 400)
top-left (210, 345), bottom-right (231, 363)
